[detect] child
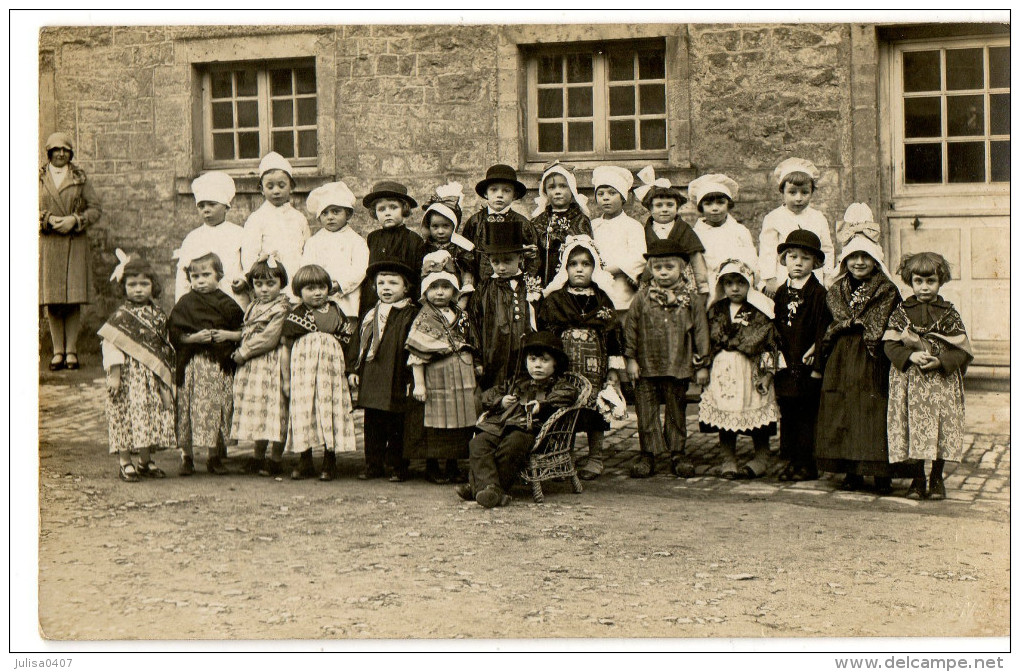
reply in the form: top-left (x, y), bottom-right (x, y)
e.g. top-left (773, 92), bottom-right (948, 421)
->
top-left (468, 222), bottom-right (538, 390)
top-left (773, 231), bottom-right (831, 482)
top-left (98, 251), bottom-right (176, 481)
top-left (358, 181), bottom-right (426, 318)
top-left (539, 236), bottom-right (624, 481)
top-left (239, 152), bottom-right (311, 295)
top-left (421, 181), bottom-right (477, 308)
top-left (815, 204), bottom-right (903, 495)
top-left (281, 264), bottom-right (358, 480)
top-left (633, 166), bottom-right (709, 298)
top-left (758, 158), bottom-right (836, 296)
top-left (175, 171), bottom-right (245, 306)
top-left (457, 331), bottom-right (579, 508)
top-left (169, 252), bottom-right (245, 476)
top-left (590, 165), bottom-right (647, 315)
top-left (301, 180), bottom-right (368, 364)
top-left (884, 252), bottom-right (972, 500)
top-left (230, 256), bottom-right (292, 477)
top-left (530, 161), bottom-right (593, 287)
top-left (688, 173), bottom-right (759, 294)
top-left (350, 258), bottom-right (421, 481)
top-left (460, 164), bottom-right (540, 283)
top-left (624, 239), bottom-right (710, 478)
top-left (698, 259), bottom-right (781, 480)
top-left (406, 250), bottom-right (482, 484)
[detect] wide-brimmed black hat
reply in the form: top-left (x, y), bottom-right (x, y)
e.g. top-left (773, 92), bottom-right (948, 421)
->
top-left (475, 164), bottom-right (528, 200)
top-left (363, 181), bottom-right (418, 213)
top-left (521, 331), bottom-right (570, 374)
top-left (480, 220), bottom-right (528, 254)
top-left (366, 257), bottom-right (418, 286)
top-left (643, 238), bottom-right (689, 261)
top-left (777, 229), bottom-right (825, 265)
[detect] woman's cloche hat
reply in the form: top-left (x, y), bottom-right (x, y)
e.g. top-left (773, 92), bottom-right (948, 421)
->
top-left (521, 331), bottom-right (571, 374)
top-left (777, 229), bottom-right (825, 265)
top-left (475, 164), bottom-right (528, 200)
top-left (45, 132), bottom-right (74, 156)
top-left (362, 180), bottom-right (418, 212)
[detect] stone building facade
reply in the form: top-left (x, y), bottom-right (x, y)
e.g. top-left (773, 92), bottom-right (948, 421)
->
top-left (38, 23), bottom-right (1009, 376)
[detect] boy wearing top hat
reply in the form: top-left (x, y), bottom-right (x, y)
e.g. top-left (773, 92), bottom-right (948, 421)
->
top-left (460, 164), bottom-right (540, 282)
top-left (359, 180), bottom-right (427, 318)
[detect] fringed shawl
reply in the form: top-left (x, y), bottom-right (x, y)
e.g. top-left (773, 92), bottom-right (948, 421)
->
top-left (405, 301), bottom-right (478, 362)
top-left (97, 301), bottom-right (175, 388)
top-left (823, 272), bottom-right (900, 358)
top-left (883, 296), bottom-right (973, 373)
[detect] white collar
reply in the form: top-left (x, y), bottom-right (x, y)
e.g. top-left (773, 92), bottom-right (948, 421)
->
top-left (377, 298), bottom-right (410, 313)
top-left (729, 302), bottom-right (743, 319)
top-left (787, 275), bottom-right (810, 290)
top-left (487, 205), bottom-right (512, 216)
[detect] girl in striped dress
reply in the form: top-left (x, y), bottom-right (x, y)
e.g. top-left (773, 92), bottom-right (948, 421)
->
top-left (230, 255), bottom-right (292, 477)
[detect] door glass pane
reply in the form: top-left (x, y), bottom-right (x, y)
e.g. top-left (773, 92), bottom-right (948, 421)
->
top-left (946, 95), bottom-right (984, 136)
top-left (990, 93), bottom-right (1010, 135)
top-left (640, 119), bottom-right (667, 150)
top-left (903, 50), bottom-right (941, 92)
top-left (270, 69), bottom-right (292, 96)
top-left (904, 97), bottom-right (941, 138)
top-left (990, 140), bottom-right (1010, 182)
top-left (538, 123), bottom-right (564, 152)
top-left (238, 131), bottom-right (260, 159)
top-left (904, 143), bottom-right (942, 183)
top-left (235, 69), bottom-right (257, 97)
top-left (272, 99), bottom-right (293, 127)
top-left (212, 102), bottom-right (234, 129)
top-left (210, 71), bottom-right (232, 99)
top-left (947, 141), bottom-right (985, 182)
top-left (298, 130), bottom-right (317, 157)
top-left (236, 100), bottom-right (258, 128)
top-left (297, 97), bottom-right (317, 126)
top-left (212, 133), bottom-right (234, 160)
top-left (538, 88), bottom-right (563, 118)
top-left (946, 48), bottom-right (984, 90)
top-left (295, 67), bottom-right (316, 94)
top-left (609, 120), bottom-right (636, 151)
top-left (272, 130), bottom-right (294, 158)
top-left (638, 51), bottom-right (666, 79)
top-left (567, 87), bottom-right (593, 117)
top-left (565, 53), bottom-right (593, 83)
top-left (989, 47), bottom-right (1009, 88)
top-left (639, 83), bottom-right (666, 114)
top-left (609, 86), bottom-right (635, 116)
top-left (567, 122), bottom-right (593, 152)
top-left (538, 56), bottom-right (561, 84)
top-left (608, 51), bottom-right (633, 81)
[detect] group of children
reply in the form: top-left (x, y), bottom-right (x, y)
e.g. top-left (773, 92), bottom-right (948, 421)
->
top-left (100, 152), bottom-right (971, 506)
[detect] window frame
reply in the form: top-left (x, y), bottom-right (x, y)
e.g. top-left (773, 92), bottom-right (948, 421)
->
top-left (889, 35), bottom-right (1009, 198)
top-left (524, 39), bottom-right (669, 163)
top-left (200, 58), bottom-right (318, 171)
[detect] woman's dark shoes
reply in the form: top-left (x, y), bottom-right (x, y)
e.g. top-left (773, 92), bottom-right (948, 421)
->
top-left (119, 463), bottom-right (140, 482)
top-left (179, 455), bottom-right (195, 477)
top-left (839, 473), bottom-right (864, 491)
top-left (48, 353), bottom-right (65, 371)
top-left (928, 474), bottom-right (947, 501)
top-left (64, 353), bottom-right (80, 370)
top-left (873, 476), bottom-right (893, 496)
top-left (137, 461), bottom-right (166, 479)
top-left (207, 457), bottom-right (229, 475)
top-left (905, 476), bottom-right (927, 500)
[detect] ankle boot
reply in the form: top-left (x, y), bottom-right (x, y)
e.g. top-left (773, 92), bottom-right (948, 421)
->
top-left (905, 475), bottom-right (927, 500)
top-left (291, 451), bottom-right (314, 480)
top-left (319, 450), bottom-right (337, 481)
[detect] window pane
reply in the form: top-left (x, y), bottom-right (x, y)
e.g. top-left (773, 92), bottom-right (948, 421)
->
top-left (903, 50), bottom-right (940, 92)
top-left (608, 51), bottom-right (633, 81)
top-left (946, 95), bottom-right (984, 136)
top-left (538, 56), bottom-right (562, 84)
top-left (989, 47), bottom-right (1009, 88)
top-left (538, 123), bottom-right (563, 152)
top-left (638, 51), bottom-right (665, 79)
top-left (565, 53), bottom-right (592, 83)
top-left (947, 142), bottom-right (985, 183)
top-left (298, 130), bottom-right (317, 158)
top-left (946, 48), bottom-right (984, 90)
top-left (236, 100), bottom-right (258, 128)
top-left (271, 69), bottom-right (292, 96)
top-left (609, 86), bottom-right (635, 116)
top-left (297, 97), bottom-right (317, 126)
top-left (235, 69), bottom-right (257, 97)
top-left (567, 87), bottom-right (593, 117)
top-left (904, 97), bottom-right (941, 138)
top-left (567, 122), bottom-right (593, 152)
top-left (990, 93), bottom-right (1010, 135)
top-left (212, 133), bottom-right (234, 160)
top-left (272, 130), bottom-right (294, 157)
top-left (538, 88), bottom-right (563, 118)
top-left (609, 120), bottom-right (636, 151)
top-left (211, 71), bottom-right (232, 99)
top-left (904, 143), bottom-right (942, 183)
top-left (238, 131), bottom-right (260, 159)
top-left (990, 140), bottom-right (1010, 182)
top-left (640, 83), bottom-right (666, 114)
top-left (272, 99), bottom-right (293, 127)
top-left (640, 119), bottom-right (666, 150)
top-left (211, 102), bottom-right (234, 130)
top-left (295, 67), bottom-right (316, 94)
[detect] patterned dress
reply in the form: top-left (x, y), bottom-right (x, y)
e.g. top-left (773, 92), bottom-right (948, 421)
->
top-left (530, 202), bottom-right (593, 287)
top-left (231, 295), bottom-right (291, 443)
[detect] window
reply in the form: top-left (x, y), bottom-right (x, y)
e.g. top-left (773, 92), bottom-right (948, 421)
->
top-left (525, 41), bottom-right (667, 161)
top-left (202, 60), bottom-right (317, 168)
top-left (894, 39), bottom-right (1009, 188)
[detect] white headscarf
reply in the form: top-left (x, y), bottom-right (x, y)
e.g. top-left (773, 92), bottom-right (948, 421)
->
top-left (708, 258), bottom-right (775, 318)
top-left (532, 161), bottom-right (590, 217)
top-left (543, 235), bottom-right (615, 297)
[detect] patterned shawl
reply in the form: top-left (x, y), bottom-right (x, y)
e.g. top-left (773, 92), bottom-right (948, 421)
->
top-left (97, 301), bottom-right (175, 388)
top-left (823, 272), bottom-right (900, 358)
top-left (883, 296), bottom-right (973, 370)
top-left (707, 301), bottom-right (781, 377)
top-left (282, 299), bottom-right (346, 341)
top-left (168, 288), bottom-right (245, 385)
top-left (405, 301), bottom-right (476, 361)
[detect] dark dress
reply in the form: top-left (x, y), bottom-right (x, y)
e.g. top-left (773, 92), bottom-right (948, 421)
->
top-left (359, 225), bottom-right (426, 317)
top-left (468, 274), bottom-right (536, 390)
top-left (530, 203), bottom-right (593, 286)
top-left (460, 207), bottom-right (540, 280)
top-left (640, 216), bottom-right (706, 287)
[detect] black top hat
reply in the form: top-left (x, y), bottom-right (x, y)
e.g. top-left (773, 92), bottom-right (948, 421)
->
top-left (643, 239), bottom-right (689, 260)
top-left (777, 229), bottom-right (825, 264)
top-left (475, 164), bottom-right (528, 200)
top-left (362, 181), bottom-right (418, 212)
top-left (521, 331), bottom-right (570, 374)
top-left (366, 257), bottom-right (418, 286)
top-left (480, 220), bottom-right (527, 254)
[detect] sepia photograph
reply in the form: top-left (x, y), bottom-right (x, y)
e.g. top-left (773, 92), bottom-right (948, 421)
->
top-left (15, 8), bottom-right (1011, 662)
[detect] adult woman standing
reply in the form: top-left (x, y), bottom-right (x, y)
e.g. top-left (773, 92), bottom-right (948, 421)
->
top-left (39, 131), bottom-right (102, 370)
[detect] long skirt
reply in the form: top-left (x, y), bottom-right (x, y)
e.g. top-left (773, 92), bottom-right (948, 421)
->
top-left (176, 353), bottom-right (233, 452)
top-left (698, 350), bottom-right (778, 435)
top-left (287, 333), bottom-right (356, 453)
top-left (106, 356), bottom-right (175, 454)
top-left (887, 365), bottom-right (966, 463)
top-left (231, 345), bottom-right (288, 443)
top-left (423, 351), bottom-right (478, 429)
top-left (561, 327), bottom-right (609, 432)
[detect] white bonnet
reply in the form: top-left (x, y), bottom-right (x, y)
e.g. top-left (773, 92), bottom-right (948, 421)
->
top-left (688, 173), bottom-right (739, 205)
top-left (591, 166), bottom-right (634, 201)
top-left (191, 171), bottom-right (236, 207)
top-left (306, 181), bottom-right (356, 218)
